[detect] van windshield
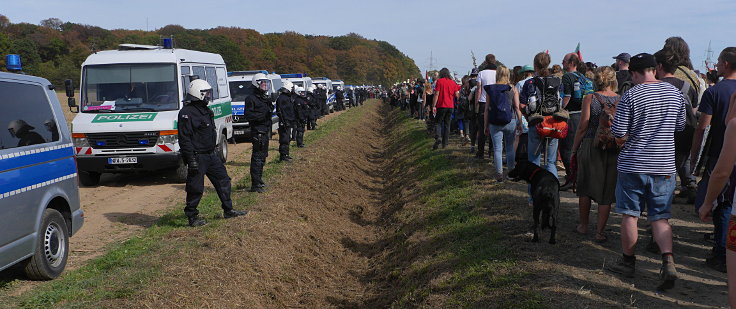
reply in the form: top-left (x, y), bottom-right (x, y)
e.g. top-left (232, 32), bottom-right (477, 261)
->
top-left (292, 81), bottom-right (304, 87)
top-left (229, 81), bottom-right (256, 102)
top-left (82, 64), bottom-right (179, 113)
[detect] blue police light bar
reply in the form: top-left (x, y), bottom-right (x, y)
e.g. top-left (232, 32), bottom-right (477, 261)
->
top-left (280, 73), bottom-right (308, 78)
top-left (228, 70), bottom-right (269, 77)
top-left (333, 79), bottom-right (343, 82)
top-left (162, 38), bottom-right (173, 49)
top-left (6, 54), bottom-right (21, 71)
top-left (312, 77), bottom-right (330, 80)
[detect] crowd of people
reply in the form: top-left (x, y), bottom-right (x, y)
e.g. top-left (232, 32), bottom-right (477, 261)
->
top-left (386, 37), bottom-right (736, 303)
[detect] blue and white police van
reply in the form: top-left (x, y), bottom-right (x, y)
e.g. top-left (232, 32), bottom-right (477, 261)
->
top-left (0, 55), bottom-right (84, 280)
top-left (279, 73), bottom-right (312, 92)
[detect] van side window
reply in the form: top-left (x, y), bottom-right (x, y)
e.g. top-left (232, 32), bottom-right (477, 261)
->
top-left (216, 67), bottom-right (229, 99)
top-left (192, 66), bottom-right (205, 83)
top-left (0, 81), bottom-right (58, 149)
top-left (205, 67), bottom-right (219, 99)
top-left (181, 66), bottom-right (190, 99)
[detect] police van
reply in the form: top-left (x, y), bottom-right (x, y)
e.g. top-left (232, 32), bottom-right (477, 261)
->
top-left (311, 77), bottom-right (333, 112)
top-left (70, 42), bottom-right (233, 186)
top-left (279, 73), bottom-right (312, 92)
top-left (227, 70), bottom-right (282, 138)
top-left (0, 57), bottom-right (84, 279)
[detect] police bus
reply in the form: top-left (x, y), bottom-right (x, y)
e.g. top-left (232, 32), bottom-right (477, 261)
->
top-left (70, 41), bottom-right (233, 185)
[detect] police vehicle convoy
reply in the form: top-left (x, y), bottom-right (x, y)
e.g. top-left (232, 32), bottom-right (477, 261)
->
top-left (0, 55), bottom-right (84, 280)
top-left (70, 41), bottom-right (233, 186)
top-left (227, 70), bottom-right (282, 139)
top-left (280, 73), bottom-right (312, 93)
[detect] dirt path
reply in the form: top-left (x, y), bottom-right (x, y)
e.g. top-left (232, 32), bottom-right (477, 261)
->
top-left (0, 99), bottom-right (345, 294)
top-left (109, 101), bottom-right (387, 308)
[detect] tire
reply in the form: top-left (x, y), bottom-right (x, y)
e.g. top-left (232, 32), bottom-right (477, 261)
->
top-left (23, 209), bottom-right (69, 280)
top-left (217, 133), bottom-right (228, 163)
top-left (78, 171), bottom-right (100, 186)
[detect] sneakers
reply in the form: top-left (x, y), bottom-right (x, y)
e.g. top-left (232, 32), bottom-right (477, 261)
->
top-left (188, 216), bottom-right (207, 227)
top-left (658, 258), bottom-right (679, 290)
top-left (606, 257), bottom-right (635, 278)
top-left (224, 209), bottom-right (248, 219)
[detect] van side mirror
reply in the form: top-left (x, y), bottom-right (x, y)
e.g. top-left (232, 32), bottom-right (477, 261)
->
top-left (68, 97), bottom-right (78, 113)
top-left (64, 79), bottom-right (74, 97)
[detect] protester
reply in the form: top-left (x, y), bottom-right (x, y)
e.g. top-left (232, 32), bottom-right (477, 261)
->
top-left (690, 47), bottom-right (736, 273)
top-left (570, 66), bottom-right (620, 242)
top-left (432, 68), bottom-right (460, 149)
top-left (474, 54), bottom-right (497, 159)
top-left (605, 53), bottom-right (685, 291)
top-left (484, 66), bottom-right (523, 182)
top-left (613, 52), bottom-right (632, 94)
top-left (559, 53), bottom-right (588, 191)
top-left (698, 92), bottom-right (736, 309)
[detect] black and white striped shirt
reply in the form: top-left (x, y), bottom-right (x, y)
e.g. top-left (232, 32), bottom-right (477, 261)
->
top-left (612, 82), bottom-right (686, 175)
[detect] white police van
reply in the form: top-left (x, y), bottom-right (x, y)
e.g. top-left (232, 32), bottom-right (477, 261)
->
top-left (227, 70), bottom-right (282, 138)
top-left (70, 42), bottom-right (233, 186)
top-left (311, 77), bottom-right (333, 112)
top-left (0, 55), bottom-right (84, 279)
top-left (280, 73), bottom-right (312, 92)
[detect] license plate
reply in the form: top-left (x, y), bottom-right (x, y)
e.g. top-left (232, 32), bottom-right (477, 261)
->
top-left (108, 157), bottom-right (138, 164)
top-left (234, 130), bottom-right (245, 135)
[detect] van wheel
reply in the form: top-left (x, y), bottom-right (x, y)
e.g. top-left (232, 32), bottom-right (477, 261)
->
top-left (217, 133), bottom-right (228, 163)
top-left (173, 161), bottom-right (188, 183)
top-left (78, 171), bottom-right (100, 186)
top-left (23, 209), bottom-right (69, 280)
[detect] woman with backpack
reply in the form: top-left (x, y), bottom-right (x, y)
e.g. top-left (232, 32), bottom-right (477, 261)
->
top-left (570, 66), bottom-right (621, 242)
top-left (484, 66), bottom-right (523, 182)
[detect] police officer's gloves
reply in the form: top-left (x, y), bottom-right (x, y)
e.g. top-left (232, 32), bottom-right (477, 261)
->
top-left (187, 159), bottom-right (199, 174)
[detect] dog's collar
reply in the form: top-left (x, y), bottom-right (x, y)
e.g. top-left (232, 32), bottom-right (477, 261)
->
top-left (529, 168), bottom-right (542, 180)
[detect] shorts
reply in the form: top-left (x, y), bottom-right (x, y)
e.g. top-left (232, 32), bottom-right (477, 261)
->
top-left (614, 172), bottom-right (676, 222)
top-left (728, 216), bottom-right (736, 252)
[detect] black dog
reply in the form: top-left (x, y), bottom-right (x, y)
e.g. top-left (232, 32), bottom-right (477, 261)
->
top-left (508, 160), bottom-right (560, 244)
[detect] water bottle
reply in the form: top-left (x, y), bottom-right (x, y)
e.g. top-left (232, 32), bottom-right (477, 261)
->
top-left (528, 95), bottom-right (537, 114)
top-left (573, 81), bottom-right (581, 99)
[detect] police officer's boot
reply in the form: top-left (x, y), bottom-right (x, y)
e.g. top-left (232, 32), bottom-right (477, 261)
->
top-left (224, 209), bottom-right (248, 218)
top-left (280, 155), bottom-right (293, 162)
top-left (188, 216), bottom-right (207, 227)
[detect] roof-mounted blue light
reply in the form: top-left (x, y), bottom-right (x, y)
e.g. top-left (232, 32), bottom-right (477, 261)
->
top-left (280, 73), bottom-right (307, 78)
top-left (162, 38), bottom-right (173, 49)
top-left (6, 54), bottom-right (22, 72)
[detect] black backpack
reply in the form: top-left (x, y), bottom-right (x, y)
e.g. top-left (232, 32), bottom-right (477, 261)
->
top-left (531, 76), bottom-right (562, 116)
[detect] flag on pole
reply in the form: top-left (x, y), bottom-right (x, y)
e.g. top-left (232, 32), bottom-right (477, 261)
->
top-left (575, 42), bottom-right (583, 62)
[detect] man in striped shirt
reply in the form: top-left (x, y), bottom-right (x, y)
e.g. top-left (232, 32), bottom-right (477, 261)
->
top-left (606, 53), bottom-right (686, 291)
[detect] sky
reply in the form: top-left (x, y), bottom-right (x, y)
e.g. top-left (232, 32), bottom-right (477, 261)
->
top-left (3, 0), bottom-right (734, 77)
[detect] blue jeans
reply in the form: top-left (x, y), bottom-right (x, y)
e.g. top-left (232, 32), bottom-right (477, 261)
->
top-left (527, 126), bottom-right (558, 175)
top-left (489, 119), bottom-right (517, 175)
top-left (695, 159), bottom-right (735, 257)
top-left (614, 172), bottom-right (676, 222)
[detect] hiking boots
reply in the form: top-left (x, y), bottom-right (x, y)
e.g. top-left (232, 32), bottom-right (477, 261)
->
top-left (606, 257), bottom-right (635, 278)
top-left (658, 258), bottom-right (679, 290)
top-left (224, 209), bottom-right (248, 219)
top-left (188, 216), bottom-right (207, 227)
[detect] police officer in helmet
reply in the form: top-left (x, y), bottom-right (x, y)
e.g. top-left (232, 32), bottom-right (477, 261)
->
top-left (244, 73), bottom-right (274, 193)
top-left (276, 80), bottom-right (296, 162)
top-left (178, 79), bottom-right (247, 227)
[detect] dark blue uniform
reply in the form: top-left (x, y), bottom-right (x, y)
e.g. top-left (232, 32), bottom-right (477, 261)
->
top-left (178, 100), bottom-right (234, 220)
top-left (244, 92), bottom-right (273, 191)
top-left (294, 95), bottom-right (309, 147)
top-left (276, 91), bottom-right (296, 160)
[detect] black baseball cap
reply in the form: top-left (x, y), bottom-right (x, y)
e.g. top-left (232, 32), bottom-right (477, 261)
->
top-left (629, 53), bottom-right (657, 71)
top-left (612, 52), bottom-right (631, 63)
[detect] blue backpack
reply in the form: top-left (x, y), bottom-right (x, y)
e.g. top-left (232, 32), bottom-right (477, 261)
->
top-left (484, 84), bottom-right (513, 125)
top-left (573, 72), bottom-right (594, 100)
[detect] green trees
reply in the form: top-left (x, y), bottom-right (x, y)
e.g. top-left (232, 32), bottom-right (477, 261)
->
top-left (0, 15), bottom-right (418, 87)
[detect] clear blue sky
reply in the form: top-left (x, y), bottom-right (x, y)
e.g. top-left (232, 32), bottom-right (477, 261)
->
top-left (3, 0), bottom-right (734, 77)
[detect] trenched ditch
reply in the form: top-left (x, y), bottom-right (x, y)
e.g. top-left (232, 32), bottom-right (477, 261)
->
top-left (5, 101), bottom-right (542, 308)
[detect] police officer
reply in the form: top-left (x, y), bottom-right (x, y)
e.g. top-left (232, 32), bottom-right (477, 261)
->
top-left (178, 79), bottom-right (246, 227)
top-left (335, 86), bottom-right (345, 111)
top-left (315, 84), bottom-right (328, 117)
top-left (294, 87), bottom-right (309, 147)
top-left (244, 73), bottom-right (274, 193)
top-left (276, 80), bottom-right (296, 162)
top-left (307, 86), bottom-right (319, 130)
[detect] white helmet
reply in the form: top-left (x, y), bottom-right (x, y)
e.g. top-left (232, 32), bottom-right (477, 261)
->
top-left (187, 79), bottom-right (213, 102)
top-left (295, 86), bottom-right (305, 96)
top-left (317, 84), bottom-right (325, 89)
top-left (282, 80), bottom-right (294, 93)
top-left (308, 85), bottom-right (316, 93)
top-left (337, 86), bottom-right (342, 91)
top-left (251, 73), bottom-right (268, 88)
top-left (8, 119), bottom-right (34, 138)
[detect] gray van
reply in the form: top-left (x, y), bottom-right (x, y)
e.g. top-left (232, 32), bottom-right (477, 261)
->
top-left (0, 70), bottom-right (84, 279)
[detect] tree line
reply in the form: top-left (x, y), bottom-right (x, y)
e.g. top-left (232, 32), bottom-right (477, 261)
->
top-left (0, 16), bottom-right (420, 88)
